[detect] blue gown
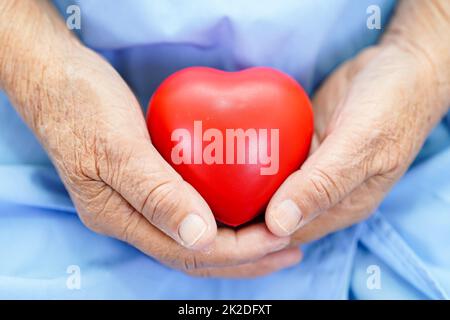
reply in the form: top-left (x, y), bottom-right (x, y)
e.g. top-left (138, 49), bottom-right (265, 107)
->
top-left (1, 0), bottom-right (449, 299)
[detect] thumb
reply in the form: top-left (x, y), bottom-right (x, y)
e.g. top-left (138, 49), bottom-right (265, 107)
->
top-left (266, 129), bottom-right (369, 237)
top-left (102, 139), bottom-right (217, 249)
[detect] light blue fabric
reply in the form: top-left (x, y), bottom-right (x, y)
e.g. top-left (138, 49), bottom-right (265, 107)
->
top-left (1, 0), bottom-right (449, 299)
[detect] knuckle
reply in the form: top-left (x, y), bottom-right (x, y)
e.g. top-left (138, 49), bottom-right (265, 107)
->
top-left (142, 179), bottom-right (183, 225)
top-left (308, 168), bottom-right (341, 210)
top-left (372, 148), bottom-right (404, 177)
top-left (181, 253), bottom-right (204, 272)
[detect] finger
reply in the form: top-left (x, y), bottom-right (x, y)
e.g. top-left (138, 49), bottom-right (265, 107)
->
top-left (187, 247), bottom-right (302, 278)
top-left (135, 219), bottom-right (291, 270)
top-left (266, 127), bottom-right (371, 237)
top-left (199, 223), bottom-right (292, 266)
top-left (131, 221), bottom-right (291, 270)
top-left (100, 137), bottom-right (217, 250)
top-left (166, 223), bottom-right (292, 270)
top-left (84, 189), bottom-right (293, 270)
top-left (290, 176), bottom-right (386, 244)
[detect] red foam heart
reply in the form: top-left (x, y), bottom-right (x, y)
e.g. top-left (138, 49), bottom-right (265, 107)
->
top-left (147, 67), bottom-right (313, 226)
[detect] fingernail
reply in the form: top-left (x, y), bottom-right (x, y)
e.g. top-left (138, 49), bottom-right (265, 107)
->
top-left (271, 200), bottom-right (302, 235)
top-left (178, 214), bottom-right (207, 247)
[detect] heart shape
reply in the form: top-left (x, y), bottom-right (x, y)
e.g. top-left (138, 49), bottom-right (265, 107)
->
top-left (147, 67), bottom-right (313, 226)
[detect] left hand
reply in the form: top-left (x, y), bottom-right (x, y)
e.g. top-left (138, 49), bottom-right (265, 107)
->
top-left (265, 0), bottom-right (450, 244)
top-left (0, 0), bottom-right (302, 278)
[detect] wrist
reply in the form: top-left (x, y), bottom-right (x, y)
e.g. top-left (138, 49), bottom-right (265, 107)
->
top-left (367, 36), bottom-right (447, 122)
top-left (0, 0), bottom-right (80, 99)
top-left (380, 1), bottom-right (450, 110)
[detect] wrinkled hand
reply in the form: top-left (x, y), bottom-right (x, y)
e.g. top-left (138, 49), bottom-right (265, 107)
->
top-left (27, 49), bottom-right (303, 277)
top-left (266, 41), bottom-right (450, 243)
top-left (0, 1), bottom-right (301, 277)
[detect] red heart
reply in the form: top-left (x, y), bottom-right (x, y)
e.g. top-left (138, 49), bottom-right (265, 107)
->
top-left (147, 67), bottom-right (313, 226)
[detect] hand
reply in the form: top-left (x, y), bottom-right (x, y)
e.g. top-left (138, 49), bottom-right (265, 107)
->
top-left (0, 0), bottom-right (301, 277)
top-left (52, 50), bottom-right (302, 276)
top-left (265, 0), bottom-right (450, 243)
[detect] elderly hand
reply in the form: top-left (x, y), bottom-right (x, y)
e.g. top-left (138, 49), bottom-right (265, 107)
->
top-left (265, 1), bottom-right (450, 244)
top-left (0, 0), bottom-right (301, 277)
